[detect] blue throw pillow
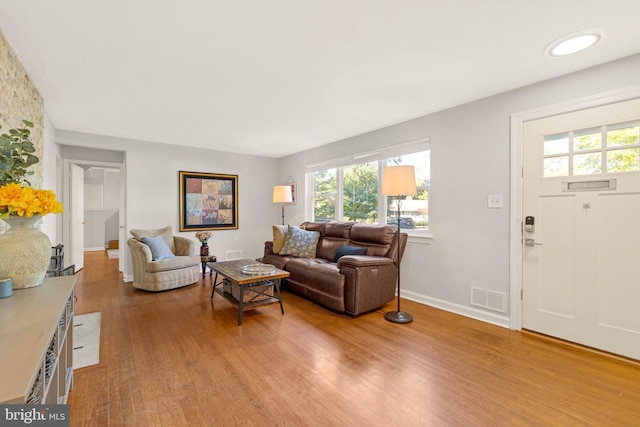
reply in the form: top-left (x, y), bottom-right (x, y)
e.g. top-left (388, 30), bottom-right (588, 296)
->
top-left (141, 235), bottom-right (175, 261)
top-left (332, 245), bottom-right (367, 262)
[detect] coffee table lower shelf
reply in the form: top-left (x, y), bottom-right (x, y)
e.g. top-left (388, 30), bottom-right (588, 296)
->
top-left (212, 280), bottom-right (285, 325)
top-left (209, 260), bottom-right (289, 325)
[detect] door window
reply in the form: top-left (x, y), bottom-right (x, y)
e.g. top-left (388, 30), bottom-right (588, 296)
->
top-left (543, 121), bottom-right (640, 178)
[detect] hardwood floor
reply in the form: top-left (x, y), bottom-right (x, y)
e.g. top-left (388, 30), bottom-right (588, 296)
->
top-left (68, 251), bottom-right (640, 426)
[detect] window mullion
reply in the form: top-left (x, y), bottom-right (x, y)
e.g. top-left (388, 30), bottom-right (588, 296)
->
top-left (602, 125), bottom-right (608, 173)
top-left (336, 167), bottom-right (344, 220)
top-left (377, 161), bottom-right (387, 225)
top-left (568, 131), bottom-right (574, 176)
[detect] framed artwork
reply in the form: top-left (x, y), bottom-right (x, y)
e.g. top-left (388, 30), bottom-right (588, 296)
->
top-left (179, 171), bottom-right (238, 231)
top-left (285, 177), bottom-right (297, 205)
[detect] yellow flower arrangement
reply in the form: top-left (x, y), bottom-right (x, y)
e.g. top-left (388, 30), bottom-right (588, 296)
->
top-left (0, 183), bottom-right (63, 219)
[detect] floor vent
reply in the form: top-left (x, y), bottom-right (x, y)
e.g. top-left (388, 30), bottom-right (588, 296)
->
top-left (470, 286), bottom-right (506, 313)
top-left (226, 250), bottom-right (242, 261)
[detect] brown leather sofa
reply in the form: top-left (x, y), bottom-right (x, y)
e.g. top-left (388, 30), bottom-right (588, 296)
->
top-left (261, 221), bottom-right (407, 316)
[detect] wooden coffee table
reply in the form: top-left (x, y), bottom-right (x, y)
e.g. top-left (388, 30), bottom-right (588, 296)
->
top-left (208, 259), bottom-right (289, 325)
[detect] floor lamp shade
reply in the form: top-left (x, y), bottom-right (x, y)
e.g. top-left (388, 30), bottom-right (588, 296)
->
top-left (272, 185), bottom-right (293, 203)
top-left (382, 165), bottom-right (417, 196)
top-left (273, 185), bottom-right (293, 225)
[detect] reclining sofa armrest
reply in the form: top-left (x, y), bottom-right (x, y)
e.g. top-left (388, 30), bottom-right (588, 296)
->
top-left (174, 236), bottom-right (196, 256)
top-left (336, 255), bottom-right (394, 269)
top-left (264, 241), bottom-right (275, 256)
top-left (337, 255), bottom-right (398, 316)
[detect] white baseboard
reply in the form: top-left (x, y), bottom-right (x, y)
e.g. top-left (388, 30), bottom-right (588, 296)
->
top-left (402, 289), bottom-right (511, 329)
top-left (123, 275), bottom-right (133, 283)
top-left (84, 247), bottom-right (106, 252)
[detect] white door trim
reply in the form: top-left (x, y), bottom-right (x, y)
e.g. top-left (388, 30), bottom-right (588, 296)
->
top-left (62, 158), bottom-right (125, 274)
top-left (509, 84), bottom-right (640, 330)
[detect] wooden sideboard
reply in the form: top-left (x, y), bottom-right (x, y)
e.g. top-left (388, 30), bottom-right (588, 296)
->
top-left (0, 276), bottom-right (76, 404)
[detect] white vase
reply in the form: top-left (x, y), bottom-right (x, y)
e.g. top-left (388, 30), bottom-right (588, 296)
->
top-left (0, 215), bottom-right (51, 289)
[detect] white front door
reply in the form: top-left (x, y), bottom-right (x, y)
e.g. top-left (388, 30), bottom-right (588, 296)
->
top-left (522, 98), bottom-right (640, 360)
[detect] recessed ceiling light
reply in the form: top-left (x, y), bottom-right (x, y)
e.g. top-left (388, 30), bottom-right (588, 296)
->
top-left (546, 30), bottom-right (603, 57)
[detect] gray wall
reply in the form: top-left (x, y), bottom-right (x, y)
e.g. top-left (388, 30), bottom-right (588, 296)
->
top-left (55, 131), bottom-right (280, 280)
top-left (53, 53), bottom-right (640, 326)
top-left (277, 53), bottom-right (640, 326)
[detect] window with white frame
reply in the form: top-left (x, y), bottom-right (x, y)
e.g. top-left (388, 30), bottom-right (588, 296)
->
top-left (543, 121), bottom-right (640, 178)
top-left (306, 139), bottom-right (430, 231)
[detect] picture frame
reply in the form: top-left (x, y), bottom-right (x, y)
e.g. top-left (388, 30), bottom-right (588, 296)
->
top-left (179, 171), bottom-right (239, 231)
top-left (285, 177), bottom-right (297, 205)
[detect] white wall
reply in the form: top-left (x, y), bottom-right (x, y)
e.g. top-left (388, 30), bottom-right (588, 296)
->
top-left (55, 131), bottom-right (280, 280)
top-left (41, 111), bottom-right (60, 244)
top-left (82, 168), bottom-right (120, 250)
top-left (277, 53), bottom-right (640, 327)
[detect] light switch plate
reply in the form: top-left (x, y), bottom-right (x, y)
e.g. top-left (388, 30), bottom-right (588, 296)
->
top-left (488, 194), bottom-right (503, 209)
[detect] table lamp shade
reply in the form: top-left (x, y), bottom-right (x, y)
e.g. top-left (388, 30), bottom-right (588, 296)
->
top-left (273, 185), bottom-right (293, 203)
top-left (382, 165), bottom-right (417, 196)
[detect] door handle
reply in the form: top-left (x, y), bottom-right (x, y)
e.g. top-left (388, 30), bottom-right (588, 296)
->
top-left (525, 238), bottom-right (542, 247)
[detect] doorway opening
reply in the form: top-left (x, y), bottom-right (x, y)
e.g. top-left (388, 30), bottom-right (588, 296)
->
top-left (62, 156), bottom-right (125, 275)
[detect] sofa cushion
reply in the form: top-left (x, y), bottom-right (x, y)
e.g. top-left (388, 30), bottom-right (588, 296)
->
top-left (280, 225), bottom-right (320, 257)
top-left (272, 225), bottom-right (288, 254)
top-left (130, 226), bottom-right (176, 254)
top-left (285, 257), bottom-right (345, 311)
top-left (315, 222), bottom-right (354, 260)
top-left (332, 245), bottom-right (367, 262)
top-left (141, 235), bottom-right (175, 261)
top-left (300, 221), bottom-right (326, 237)
top-left (325, 222), bottom-right (355, 238)
top-left (349, 223), bottom-right (397, 257)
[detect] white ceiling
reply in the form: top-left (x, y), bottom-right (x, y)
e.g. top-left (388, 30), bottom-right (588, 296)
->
top-left (1, 1), bottom-right (640, 158)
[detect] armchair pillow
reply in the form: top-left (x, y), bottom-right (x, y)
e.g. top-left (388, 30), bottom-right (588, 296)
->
top-left (332, 245), bottom-right (367, 262)
top-left (279, 224), bottom-right (320, 258)
top-left (141, 235), bottom-right (175, 261)
top-left (130, 226), bottom-right (176, 254)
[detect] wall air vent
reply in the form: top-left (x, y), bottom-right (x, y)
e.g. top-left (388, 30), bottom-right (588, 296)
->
top-left (470, 286), bottom-right (506, 313)
top-left (226, 250), bottom-right (242, 261)
top-left (562, 179), bottom-right (616, 192)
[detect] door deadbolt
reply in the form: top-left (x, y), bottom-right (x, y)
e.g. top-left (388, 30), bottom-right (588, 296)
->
top-left (524, 216), bottom-right (535, 233)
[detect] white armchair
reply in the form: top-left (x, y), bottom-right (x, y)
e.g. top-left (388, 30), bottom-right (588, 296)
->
top-left (127, 226), bottom-right (200, 291)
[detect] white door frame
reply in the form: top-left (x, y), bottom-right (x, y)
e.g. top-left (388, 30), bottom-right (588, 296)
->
top-left (62, 158), bottom-right (125, 273)
top-left (509, 84), bottom-right (640, 330)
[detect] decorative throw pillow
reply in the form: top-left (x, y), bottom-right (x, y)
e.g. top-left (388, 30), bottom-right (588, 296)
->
top-left (332, 245), bottom-right (367, 262)
top-left (272, 225), bottom-right (288, 254)
top-left (279, 224), bottom-right (320, 258)
top-left (141, 235), bottom-right (175, 261)
top-left (130, 226), bottom-right (176, 254)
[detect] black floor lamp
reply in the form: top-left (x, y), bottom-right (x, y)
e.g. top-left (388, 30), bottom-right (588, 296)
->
top-left (381, 165), bottom-right (416, 324)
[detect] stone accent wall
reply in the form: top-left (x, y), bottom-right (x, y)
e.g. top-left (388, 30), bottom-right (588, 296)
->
top-left (0, 29), bottom-right (44, 187)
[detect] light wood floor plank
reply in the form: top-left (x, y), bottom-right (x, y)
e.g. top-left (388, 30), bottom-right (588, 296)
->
top-left (68, 251), bottom-right (640, 426)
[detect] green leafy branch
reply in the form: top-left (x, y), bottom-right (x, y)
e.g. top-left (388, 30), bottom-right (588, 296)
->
top-left (0, 120), bottom-right (39, 186)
